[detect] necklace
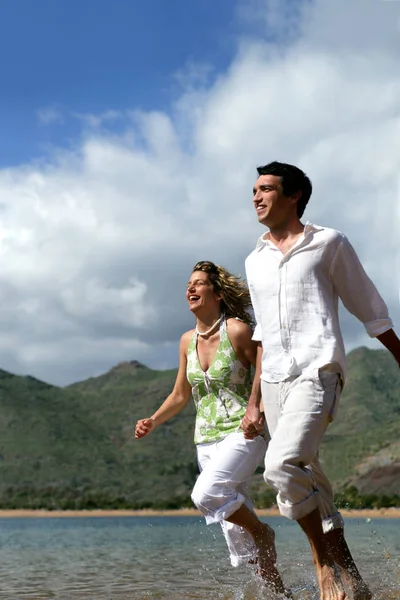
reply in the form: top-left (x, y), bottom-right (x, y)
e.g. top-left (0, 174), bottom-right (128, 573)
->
top-left (196, 314), bottom-right (224, 337)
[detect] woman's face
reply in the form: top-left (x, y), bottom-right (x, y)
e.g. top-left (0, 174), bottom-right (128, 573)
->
top-left (186, 270), bottom-right (221, 313)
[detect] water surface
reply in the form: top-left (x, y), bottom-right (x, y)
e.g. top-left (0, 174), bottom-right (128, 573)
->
top-left (0, 516), bottom-right (398, 599)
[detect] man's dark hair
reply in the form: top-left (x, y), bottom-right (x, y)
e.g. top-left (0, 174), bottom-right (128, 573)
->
top-left (256, 161), bottom-right (312, 218)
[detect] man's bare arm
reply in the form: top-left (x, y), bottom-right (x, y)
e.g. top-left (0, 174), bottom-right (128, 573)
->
top-left (377, 329), bottom-right (400, 367)
top-left (241, 342), bottom-right (264, 439)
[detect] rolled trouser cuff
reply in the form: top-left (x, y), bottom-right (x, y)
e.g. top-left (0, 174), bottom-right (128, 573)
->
top-left (220, 502), bottom-right (258, 567)
top-left (230, 549), bottom-right (257, 567)
top-left (277, 489), bottom-right (319, 521)
top-left (197, 491), bottom-right (246, 525)
top-left (277, 490), bottom-right (344, 532)
top-left (322, 511), bottom-right (344, 533)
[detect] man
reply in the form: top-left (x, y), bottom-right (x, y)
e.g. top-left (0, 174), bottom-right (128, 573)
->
top-left (242, 161), bottom-right (400, 600)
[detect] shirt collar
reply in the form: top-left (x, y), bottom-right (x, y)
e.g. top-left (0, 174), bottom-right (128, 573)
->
top-left (255, 222), bottom-right (323, 252)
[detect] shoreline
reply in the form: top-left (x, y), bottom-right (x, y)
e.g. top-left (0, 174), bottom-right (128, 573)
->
top-left (0, 507), bottom-right (399, 519)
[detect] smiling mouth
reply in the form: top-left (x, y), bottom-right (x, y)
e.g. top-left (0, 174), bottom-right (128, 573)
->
top-left (256, 205), bottom-right (267, 212)
top-left (189, 295), bottom-right (200, 302)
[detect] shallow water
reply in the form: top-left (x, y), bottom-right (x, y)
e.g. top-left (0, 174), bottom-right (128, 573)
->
top-left (0, 516), bottom-right (398, 599)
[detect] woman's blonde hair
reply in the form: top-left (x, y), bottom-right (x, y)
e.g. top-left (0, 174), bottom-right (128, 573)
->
top-left (192, 261), bottom-right (254, 327)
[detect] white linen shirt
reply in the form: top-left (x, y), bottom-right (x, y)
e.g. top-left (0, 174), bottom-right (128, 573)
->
top-left (245, 223), bottom-right (393, 383)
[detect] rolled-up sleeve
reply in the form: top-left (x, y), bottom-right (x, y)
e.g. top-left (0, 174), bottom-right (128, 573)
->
top-left (330, 235), bottom-right (393, 337)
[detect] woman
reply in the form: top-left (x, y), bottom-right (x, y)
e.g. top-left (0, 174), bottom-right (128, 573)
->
top-left (135, 261), bottom-right (286, 594)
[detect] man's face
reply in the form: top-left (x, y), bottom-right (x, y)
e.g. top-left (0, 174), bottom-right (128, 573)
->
top-left (252, 174), bottom-right (297, 228)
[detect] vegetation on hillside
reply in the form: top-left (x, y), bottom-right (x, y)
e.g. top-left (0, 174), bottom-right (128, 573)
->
top-left (0, 349), bottom-right (399, 510)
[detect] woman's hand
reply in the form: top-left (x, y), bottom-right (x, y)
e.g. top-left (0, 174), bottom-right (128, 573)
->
top-left (134, 418), bottom-right (155, 439)
top-left (241, 405), bottom-right (265, 439)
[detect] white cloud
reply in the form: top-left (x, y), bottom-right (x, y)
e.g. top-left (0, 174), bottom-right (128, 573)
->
top-left (60, 278), bottom-right (156, 329)
top-left (36, 107), bottom-right (64, 125)
top-left (73, 110), bottom-right (123, 129)
top-left (1, 0), bottom-right (400, 384)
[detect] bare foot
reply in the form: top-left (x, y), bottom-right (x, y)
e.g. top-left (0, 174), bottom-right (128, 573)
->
top-left (253, 523), bottom-right (287, 595)
top-left (352, 582), bottom-right (372, 600)
top-left (317, 563), bottom-right (347, 600)
top-left (325, 528), bottom-right (371, 600)
top-left (255, 521), bottom-right (277, 562)
top-left (341, 570), bottom-right (372, 600)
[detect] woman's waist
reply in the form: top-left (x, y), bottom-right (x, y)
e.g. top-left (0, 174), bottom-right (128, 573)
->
top-left (194, 414), bottom-right (244, 440)
top-left (189, 372), bottom-right (251, 391)
top-left (192, 386), bottom-right (251, 405)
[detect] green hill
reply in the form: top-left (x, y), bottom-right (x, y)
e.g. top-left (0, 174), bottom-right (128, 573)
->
top-left (0, 348), bottom-right (399, 510)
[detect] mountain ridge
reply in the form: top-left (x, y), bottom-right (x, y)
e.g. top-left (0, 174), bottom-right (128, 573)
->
top-left (0, 346), bottom-right (399, 509)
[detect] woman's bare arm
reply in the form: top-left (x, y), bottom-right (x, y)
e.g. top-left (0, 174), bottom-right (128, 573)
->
top-left (226, 318), bottom-right (258, 368)
top-left (135, 331), bottom-right (193, 438)
top-left (227, 319), bottom-right (265, 436)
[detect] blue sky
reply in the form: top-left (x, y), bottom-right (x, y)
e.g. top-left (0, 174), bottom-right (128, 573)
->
top-left (0, 0), bottom-right (399, 384)
top-left (0, 0), bottom-right (243, 166)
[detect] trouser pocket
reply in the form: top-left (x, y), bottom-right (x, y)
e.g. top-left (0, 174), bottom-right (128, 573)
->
top-left (316, 369), bottom-right (342, 422)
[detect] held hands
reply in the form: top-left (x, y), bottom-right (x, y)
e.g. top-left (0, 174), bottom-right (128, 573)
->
top-left (240, 405), bottom-right (265, 440)
top-left (134, 418), bottom-right (155, 439)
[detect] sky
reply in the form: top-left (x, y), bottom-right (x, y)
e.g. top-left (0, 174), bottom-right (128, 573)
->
top-left (0, 0), bottom-right (399, 385)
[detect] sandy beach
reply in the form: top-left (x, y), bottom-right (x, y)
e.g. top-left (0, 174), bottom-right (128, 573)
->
top-left (0, 507), bottom-right (399, 518)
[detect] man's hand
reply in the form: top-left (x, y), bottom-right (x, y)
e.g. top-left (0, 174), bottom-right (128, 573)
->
top-left (134, 418), bottom-right (155, 439)
top-left (241, 404), bottom-right (265, 439)
top-left (377, 329), bottom-right (400, 370)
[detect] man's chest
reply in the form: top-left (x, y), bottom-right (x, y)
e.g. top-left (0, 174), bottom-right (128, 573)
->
top-left (247, 247), bottom-right (330, 297)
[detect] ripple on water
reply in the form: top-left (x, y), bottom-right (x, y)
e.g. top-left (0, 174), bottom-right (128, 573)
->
top-left (0, 516), bottom-right (398, 599)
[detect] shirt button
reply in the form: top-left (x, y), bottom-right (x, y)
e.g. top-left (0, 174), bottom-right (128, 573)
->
top-left (282, 324), bottom-right (287, 329)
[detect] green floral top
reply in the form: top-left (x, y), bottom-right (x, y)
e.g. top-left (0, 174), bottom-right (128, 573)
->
top-left (186, 318), bottom-right (252, 445)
